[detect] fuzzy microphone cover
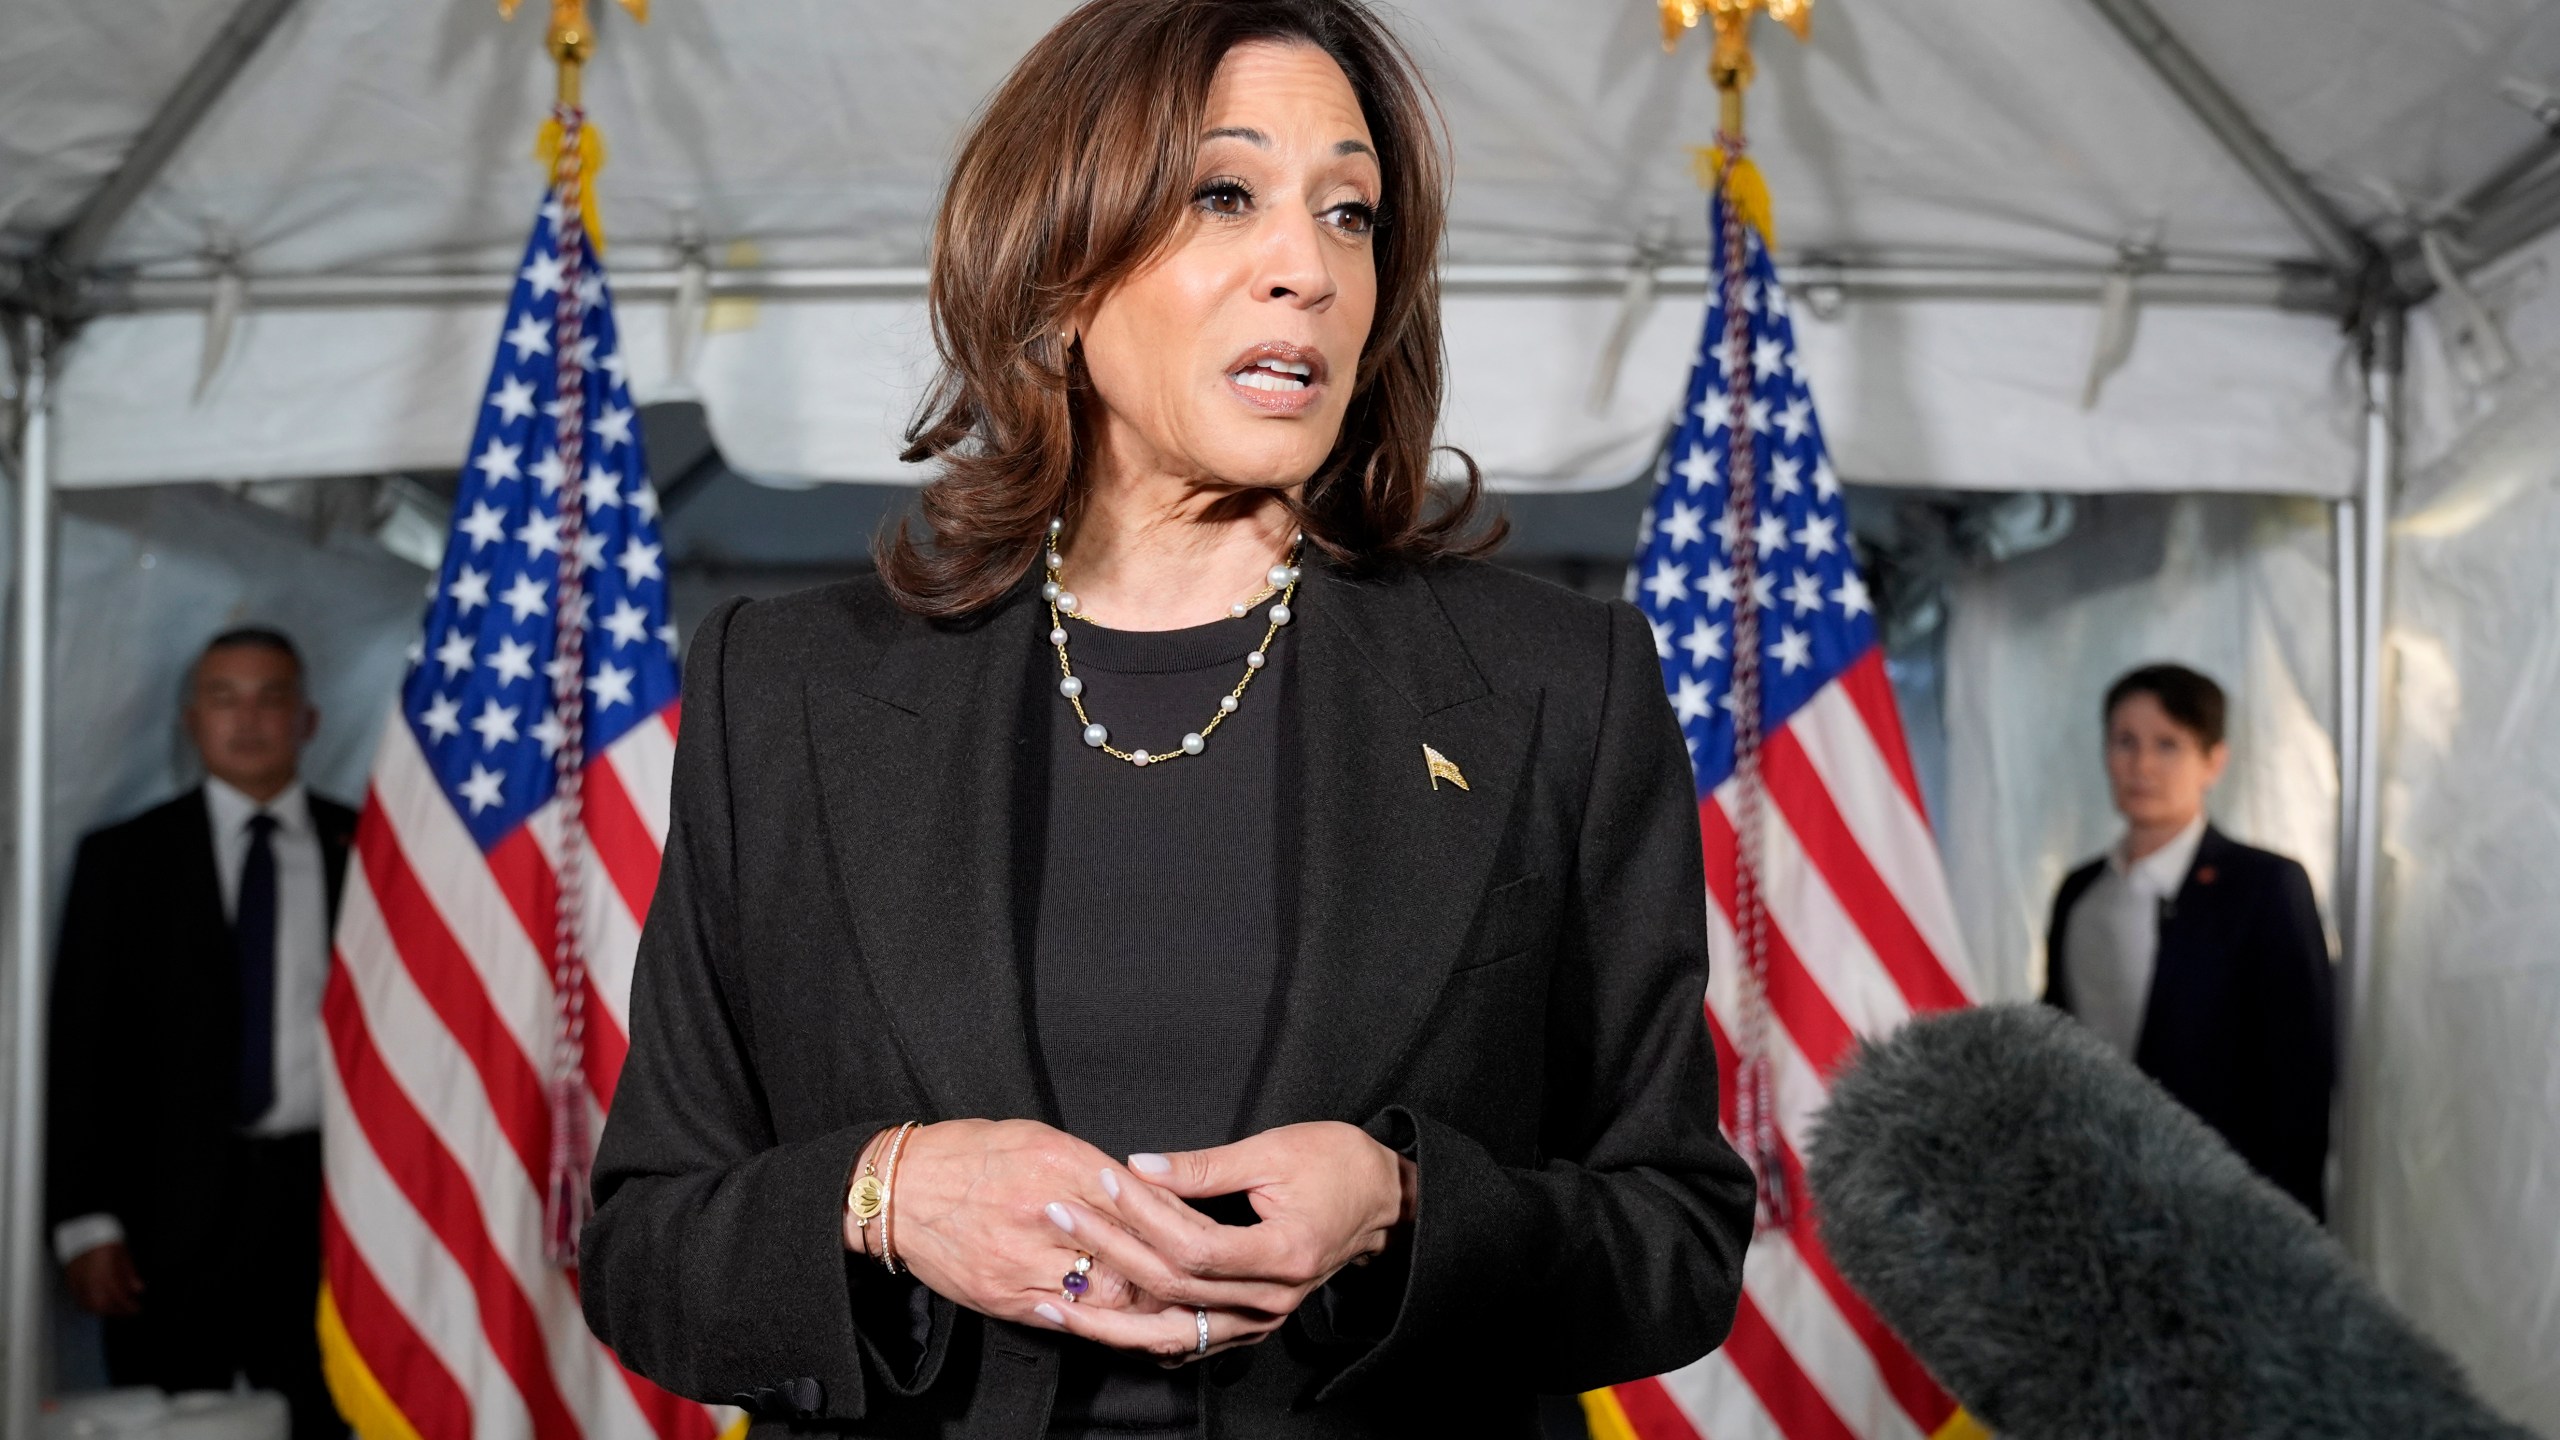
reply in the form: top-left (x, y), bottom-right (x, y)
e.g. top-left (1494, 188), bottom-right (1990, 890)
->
top-left (1804, 1003), bottom-right (2532, 1440)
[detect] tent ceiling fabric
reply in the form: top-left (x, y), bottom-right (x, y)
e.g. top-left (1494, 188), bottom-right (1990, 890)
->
top-left (7, 0), bottom-right (2555, 495)
top-left (0, 0), bottom-right (239, 252)
top-left (8, 0), bottom-right (2559, 276)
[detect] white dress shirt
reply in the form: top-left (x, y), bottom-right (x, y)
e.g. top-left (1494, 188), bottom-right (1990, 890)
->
top-left (53, 777), bottom-right (330, 1265)
top-left (2061, 813), bottom-right (2208, 1061)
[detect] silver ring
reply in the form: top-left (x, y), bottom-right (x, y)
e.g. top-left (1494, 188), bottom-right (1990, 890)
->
top-left (1193, 1308), bottom-right (1210, 1356)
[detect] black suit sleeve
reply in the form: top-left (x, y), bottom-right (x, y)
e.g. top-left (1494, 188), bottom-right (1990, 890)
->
top-left (2238, 859), bottom-right (2334, 1218)
top-left (1325, 600), bottom-right (1757, 1397)
top-left (581, 599), bottom-right (940, 1424)
top-left (47, 831), bottom-right (127, 1236)
top-left (2042, 885), bottom-right (2072, 1011)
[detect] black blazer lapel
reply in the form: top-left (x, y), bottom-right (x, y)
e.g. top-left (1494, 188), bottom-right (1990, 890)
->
top-left (169, 789), bottom-right (245, 1091)
top-left (173, 788), bottom-right (231, 948)
top-left (2136, 825), bottom-right (2238, 1064)
top-left (317, 800), bottom-right (354, 935)
top-left (803, 587), bottom-right (1052, 1125)
top-left (1243, 566), bottom-right (1539, 1134)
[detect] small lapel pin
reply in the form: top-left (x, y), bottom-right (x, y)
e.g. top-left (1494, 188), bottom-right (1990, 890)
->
top-left (1423, 744), bottom-right (1469, 791)
top-left (2194, 865), bottom-right (2217, 886)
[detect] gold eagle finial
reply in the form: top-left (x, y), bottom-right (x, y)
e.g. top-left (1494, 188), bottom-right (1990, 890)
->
top-left (1660, 0), bottom-right (1813, 93)
top-left (497, 0), bottom-right (648, 68)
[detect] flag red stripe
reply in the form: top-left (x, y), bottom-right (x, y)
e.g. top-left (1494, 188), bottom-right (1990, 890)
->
top-left (618, 1366), bottom-right (718, 1440)
top-left (1703, 1011), bottom-right (1957, 1433)
top-left (566, 1260), bottom-right (716, 1440)
top-left (486, 827), bottom-right (631, 1109)
top-left (322, 1194), bottom-right (475, 1440)
top-left (661, 702), bottom-right (681, 742)
top-left (578, 969), bottom-right (629, 1109)
top-left (1779, 1208), bottom-right (1956, 1432)
top-left (1836, 650), bottom-right (1928, 825)
top-left (1706, 1000), bottom-right (1742, 1135)
top-left (1761, 730), bottom-right (1969, 1015)
top-left (1614, 1375), bottom-right (1709, 1439)
top-left (326, 967), bottom-right (586, 1440)
top-left (1698, 798), bottom-right (1858, 1072)
top-left (581, 755), bottom-right (665, 946)
top-left (359, 799), bottom-right (552, 1185)
top-left (1724, 1292), bottom-right (1862, 1440)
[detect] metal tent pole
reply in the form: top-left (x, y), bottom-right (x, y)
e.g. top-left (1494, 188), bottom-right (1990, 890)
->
top-left (5, 313), bottom-right (53, 1440)
top-left (2346, 311), bottom-right (2399, 1010)
top-left (2335, 306), bottom-right (2400, 1232)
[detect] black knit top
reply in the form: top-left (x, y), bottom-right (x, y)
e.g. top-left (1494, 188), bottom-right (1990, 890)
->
top-left (1028, 608), bottom-right (1290, 1438)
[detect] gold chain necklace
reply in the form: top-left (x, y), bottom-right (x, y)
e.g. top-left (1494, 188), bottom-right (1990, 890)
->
top-left (1039, 518), bottom-right (1303, 768)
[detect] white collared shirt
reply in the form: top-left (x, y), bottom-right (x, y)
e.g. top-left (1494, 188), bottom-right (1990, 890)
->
top-left (2062, 813), bottom-right (2208, 1060)
top-left (54, 777), bottom-right (331, 1265)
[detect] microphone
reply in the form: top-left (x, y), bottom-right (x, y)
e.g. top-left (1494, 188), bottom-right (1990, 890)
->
top-left (1804, 1004), bottom-right (2531, 1440)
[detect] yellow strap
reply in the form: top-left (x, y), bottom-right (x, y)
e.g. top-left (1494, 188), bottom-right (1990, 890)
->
top-left (316, 1283), bottom-right (426, 1440)
top-left (534, 118), bottom-right (611, 254)
top-left (1580, 1389), bottom-right (1644, 1440)
top-left (1933, 1406), bottom-right (1994, 1440)
top-left (1690, 147), bottom-right (1777, 249)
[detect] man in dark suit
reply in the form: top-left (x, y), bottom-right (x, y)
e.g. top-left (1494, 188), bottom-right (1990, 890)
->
top-left (49, 628), bottom-right (355, 1440)
top-left (2044, 663), bottom-right (2335, 1218)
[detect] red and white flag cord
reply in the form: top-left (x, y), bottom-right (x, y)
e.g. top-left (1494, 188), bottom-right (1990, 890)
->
top-left (542, 98), bottom-right (597, 1268)
top-left (1714, 127), bottom-right (1788, 1231)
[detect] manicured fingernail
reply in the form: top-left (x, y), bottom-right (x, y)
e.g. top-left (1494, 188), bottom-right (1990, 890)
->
top-left (1099, 1168), bottom-right (1121, 1200)
top-left (1034, 1303), bottom-right (1065, 1326)
top-left (1130, 1153), bottom-right (1171, 1175)
top-left (1045, 1201), bottom-right (1077, 1235)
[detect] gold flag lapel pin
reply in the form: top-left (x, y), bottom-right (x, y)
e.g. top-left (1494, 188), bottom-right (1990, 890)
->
top-left (1423, 744), bottom-right (1469, 792)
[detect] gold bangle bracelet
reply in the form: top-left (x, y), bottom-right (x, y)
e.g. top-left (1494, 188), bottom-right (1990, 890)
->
top-left (846, 1131), bottom-right (893, 1256)
top-left (877, 1121), bottom-right (920, 1275)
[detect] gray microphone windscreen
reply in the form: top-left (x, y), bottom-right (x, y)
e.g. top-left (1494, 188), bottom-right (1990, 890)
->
top-left (1804, 1004), bottom-right (2531, 1440)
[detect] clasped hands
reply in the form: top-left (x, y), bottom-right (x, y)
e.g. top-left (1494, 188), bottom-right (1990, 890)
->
top-left (846, 1118), bottom-right (1416, 1362)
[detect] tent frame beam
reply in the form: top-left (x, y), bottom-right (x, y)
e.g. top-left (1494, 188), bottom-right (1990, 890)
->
top-left (2081, 0), bottom-right (2388, 291)
top-left (74, 258), bottom-right (2351, 315)
top-left (30, 0), bottom-right (303, 293)
top-left (2390, 137), bottom-right (2560, 301)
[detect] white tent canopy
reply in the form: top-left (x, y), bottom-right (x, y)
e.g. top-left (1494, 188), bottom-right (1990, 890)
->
top-left (9, 0), bottom-right (2557, 496)
top-left (9, 0), bottom-right (2560, 1435)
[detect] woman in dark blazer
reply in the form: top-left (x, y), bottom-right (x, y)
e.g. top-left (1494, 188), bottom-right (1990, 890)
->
top-left (579, 2), bottom-right (1756, 1435)
top-left (2042, 664), bottom-right (2334, 1219)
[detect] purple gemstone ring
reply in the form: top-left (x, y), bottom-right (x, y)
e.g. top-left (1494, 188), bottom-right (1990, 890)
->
top-left (1061, 1251), bottom-right (1094, 1302)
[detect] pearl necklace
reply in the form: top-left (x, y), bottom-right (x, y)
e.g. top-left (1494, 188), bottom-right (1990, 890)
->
top-left (1039, 517), bottom-right (1302, 768)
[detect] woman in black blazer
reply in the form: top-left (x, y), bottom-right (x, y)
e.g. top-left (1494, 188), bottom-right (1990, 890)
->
top-left (2042, 664), bottom-right (2335, 1218)
top-left (579, 2), bottom-right (1755, 1435)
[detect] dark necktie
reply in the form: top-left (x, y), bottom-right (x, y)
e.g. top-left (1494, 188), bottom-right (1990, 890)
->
top-left (236, 812), bottom-right (279, 1127)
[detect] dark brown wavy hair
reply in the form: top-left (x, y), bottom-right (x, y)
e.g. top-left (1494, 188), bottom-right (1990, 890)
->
top-left (878, 0), bottom-right (1501, 618)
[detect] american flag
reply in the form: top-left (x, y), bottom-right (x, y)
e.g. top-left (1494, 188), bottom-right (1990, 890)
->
top-left (316, 127), bottom-right (718, 1440)
top-left (1590, 187), bottom-right (1982, 1440)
